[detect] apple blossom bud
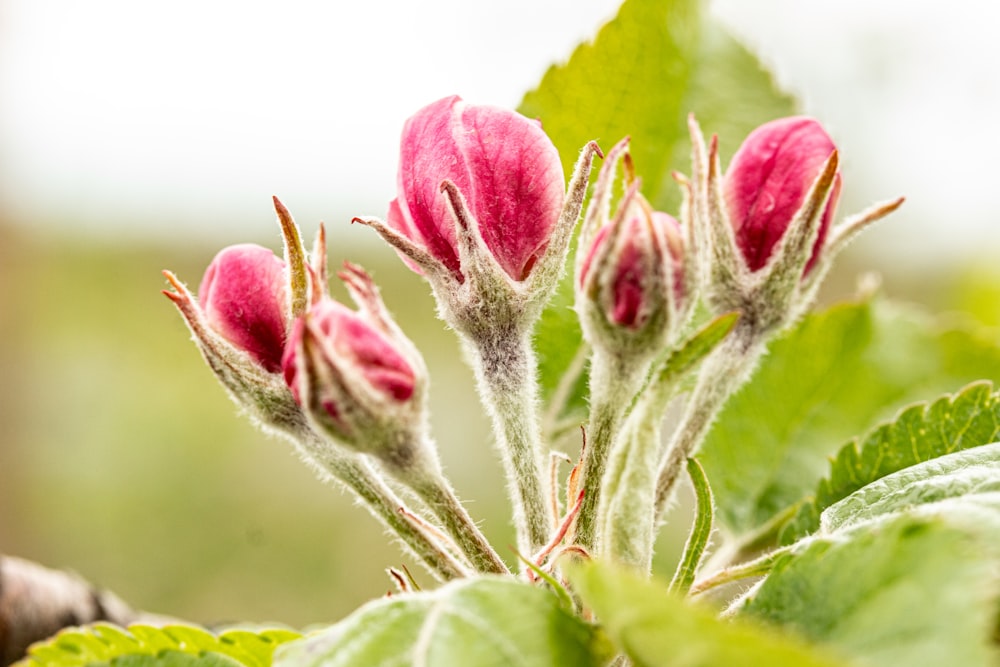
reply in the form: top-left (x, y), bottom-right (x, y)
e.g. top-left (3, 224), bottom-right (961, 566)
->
top-left (723, 116), bottom-right (841, 274)
top-left (282, 297), bottom-right (422, 454)
top-left (198, 244), bottom-right (288, 373)
top-left (580, 207), bottom-right (684, 333)
top-left (576, 139), bottom-right (689, 360)
top-left (386, 95), bottom-right (565, 283)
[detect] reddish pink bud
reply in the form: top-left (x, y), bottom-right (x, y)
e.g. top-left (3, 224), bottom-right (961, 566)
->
top-left (387, 95), bottom-right (565, 282)
top-left (281, 299), bottom-right (417, 424)
top-left (198, 244), bottom-right (287, 373)
top-left (723, 117), bottom-right (841, 273)
top-left (580, 203), bottom-right (684, 332)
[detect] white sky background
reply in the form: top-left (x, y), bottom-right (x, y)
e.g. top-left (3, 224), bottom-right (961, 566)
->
top-left (0, 0), bottom-right (998, 269)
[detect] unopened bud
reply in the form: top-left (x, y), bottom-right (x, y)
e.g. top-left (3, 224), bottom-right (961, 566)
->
top-left (577, 139), bottom-right (688, 359)
top-left (199, 244), bottom-right (288, 373)
top-left (723, 116), bottom-right (841, 275)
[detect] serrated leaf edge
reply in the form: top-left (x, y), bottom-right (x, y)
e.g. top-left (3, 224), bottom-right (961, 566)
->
top-left (15, 623), bottom-right (301, 667)
top-left (782, 380), bottom-right (1000, 542)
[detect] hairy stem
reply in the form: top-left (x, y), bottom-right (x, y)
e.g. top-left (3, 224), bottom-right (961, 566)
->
top-left (471, 331), bottom-right (553, 555)
top-left (572, 349), bottom-right (645, 553)
top-left (598, 397), bottom-right (664, 569)
top-left (308, 441), bottom-right (470, 580)
top-left (654, 330), bottom-right (763, 521)
top-left (403, 462), bottom-right (511, 575)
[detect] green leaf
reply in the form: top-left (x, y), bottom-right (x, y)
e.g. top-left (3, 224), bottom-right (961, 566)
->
top-left (782, 382), bottom-right (1000, 542)
top-left (273, 577), bottom-right (612, 667)
top-left (819, 441), bottom-right (1000, 535)
top-left (668, 458), bottom-right (715, 595)
top-left (698, 297), bottom-right (1000, 535)
top-left (520, 0), bottom-right (795, 415)
top-left (568, 561), bottom-right (849, 667)
top-left (649, 311), bottom-right (739, 396)
top-left (739, 515), bottom-right (1000, 667)
top-left (15, 624), bottom-right (300, 667)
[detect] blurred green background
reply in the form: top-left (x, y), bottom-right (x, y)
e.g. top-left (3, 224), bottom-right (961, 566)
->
top-left (3, 0), bottom-right (1000, 630)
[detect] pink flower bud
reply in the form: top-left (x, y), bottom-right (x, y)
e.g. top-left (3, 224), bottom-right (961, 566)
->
top-left (387, 95), bottom-right (565, 282)
top-left (723, 117), bottom-right (841, 273)
top-left (580, 206), bottom-right (684, 331)
top-left (282, 298), bottom-right (417, 432)
top-left (198, 244), bottom-right (288, 373)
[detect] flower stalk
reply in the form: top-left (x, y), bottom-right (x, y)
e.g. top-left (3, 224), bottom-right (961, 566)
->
top-left (470, 328), bottom-right (554, 555)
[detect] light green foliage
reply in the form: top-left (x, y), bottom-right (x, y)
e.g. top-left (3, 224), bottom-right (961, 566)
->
top-left (782, 382), bottom-right (1000, 542)
top-left (740, 516), bottom-right (999, 667)
top-left (15, 624), bottom-right (300, 667)
top-left (698, 297), bottom-right (1000, 535)
top-left (568, 562), bottom-right (849, 667)
top-left (520, 0), bottom-right (795, 414)
top-left (273, 578), bottom-right (612, 667)
top-left (668, 458), bottom-right (714, 595)
top-left (820, 441), bottom-right (1000, 536)
top-left (647, 312), bottom-right (740, 398)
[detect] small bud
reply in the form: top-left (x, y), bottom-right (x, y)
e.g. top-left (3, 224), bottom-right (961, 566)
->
top-left (723, 116), bottom-right (841, 275)
top-left (163, 198), bottom-right (328, 434)
top-left (281, 267), bottom-right (430, 469)
top-left (283, 298), bottom-right (417, 436)
top-left (581, 206), bottom-right (684, 331)
top-left (198, 244), bottom-right (288, 373)
top-left (576, 139), bottom-right (688, 359)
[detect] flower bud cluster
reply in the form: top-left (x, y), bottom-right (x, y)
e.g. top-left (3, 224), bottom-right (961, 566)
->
top-left (165, 197), bottom-right (429, 470)
top-left (164, 95), bottom-right (902, 581)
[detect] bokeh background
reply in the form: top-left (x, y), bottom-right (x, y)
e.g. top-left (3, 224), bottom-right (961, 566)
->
top-left (2, 0), bottom-right (1000, 625)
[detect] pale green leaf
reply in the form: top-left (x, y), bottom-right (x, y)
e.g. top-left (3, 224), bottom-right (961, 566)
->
top-left (819, 441), bottom-right (1000, 535)
top-left (739, 515), bottom-right (999, 667)
top-left (273, 577), bottom-right (612, 667)
top-left (521, 0), bottom-right (795, 413)
top-left (699, 298), bottom-right (1000, 535)
top-left (569, 561), bottom-right (849, 667)
top-left (14, 624), bottom-right (300, 667)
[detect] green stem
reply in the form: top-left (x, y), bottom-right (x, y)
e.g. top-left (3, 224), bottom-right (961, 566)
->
top-left (654, 330), bottom-right (764, 522)
top-left (472, 331), bottom-right (552, 555)
top-left (597, 396), bottom-right (664, 569)
top-left (689, 546), bottom-right (790, 597)
top-left (404, 465), bottom-right (511, 575)
top-left (572, 349), bottom-right (645, 553)
top-left (308, 440), bottom-right (469, 581)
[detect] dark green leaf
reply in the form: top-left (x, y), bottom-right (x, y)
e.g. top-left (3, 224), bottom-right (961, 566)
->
top-left (273, 577), bottom-right (612, 667)
top-left (569, 561), bottom-right (848, 667)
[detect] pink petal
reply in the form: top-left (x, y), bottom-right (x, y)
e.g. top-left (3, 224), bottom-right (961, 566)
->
top-left (391, 96), bottom-right (468, 278)
top-left (199, 244), bottom-right (287, 373)
top-left (724, 117), bottom-right (838, 272)
top-left (282, 299), bottom-right (416, 413)
top-left (458, 103), bottom-right (565, 281)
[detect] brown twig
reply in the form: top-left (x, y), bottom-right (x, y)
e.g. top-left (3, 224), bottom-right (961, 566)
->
top-left (0, 554), bottom-right (173, 666)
